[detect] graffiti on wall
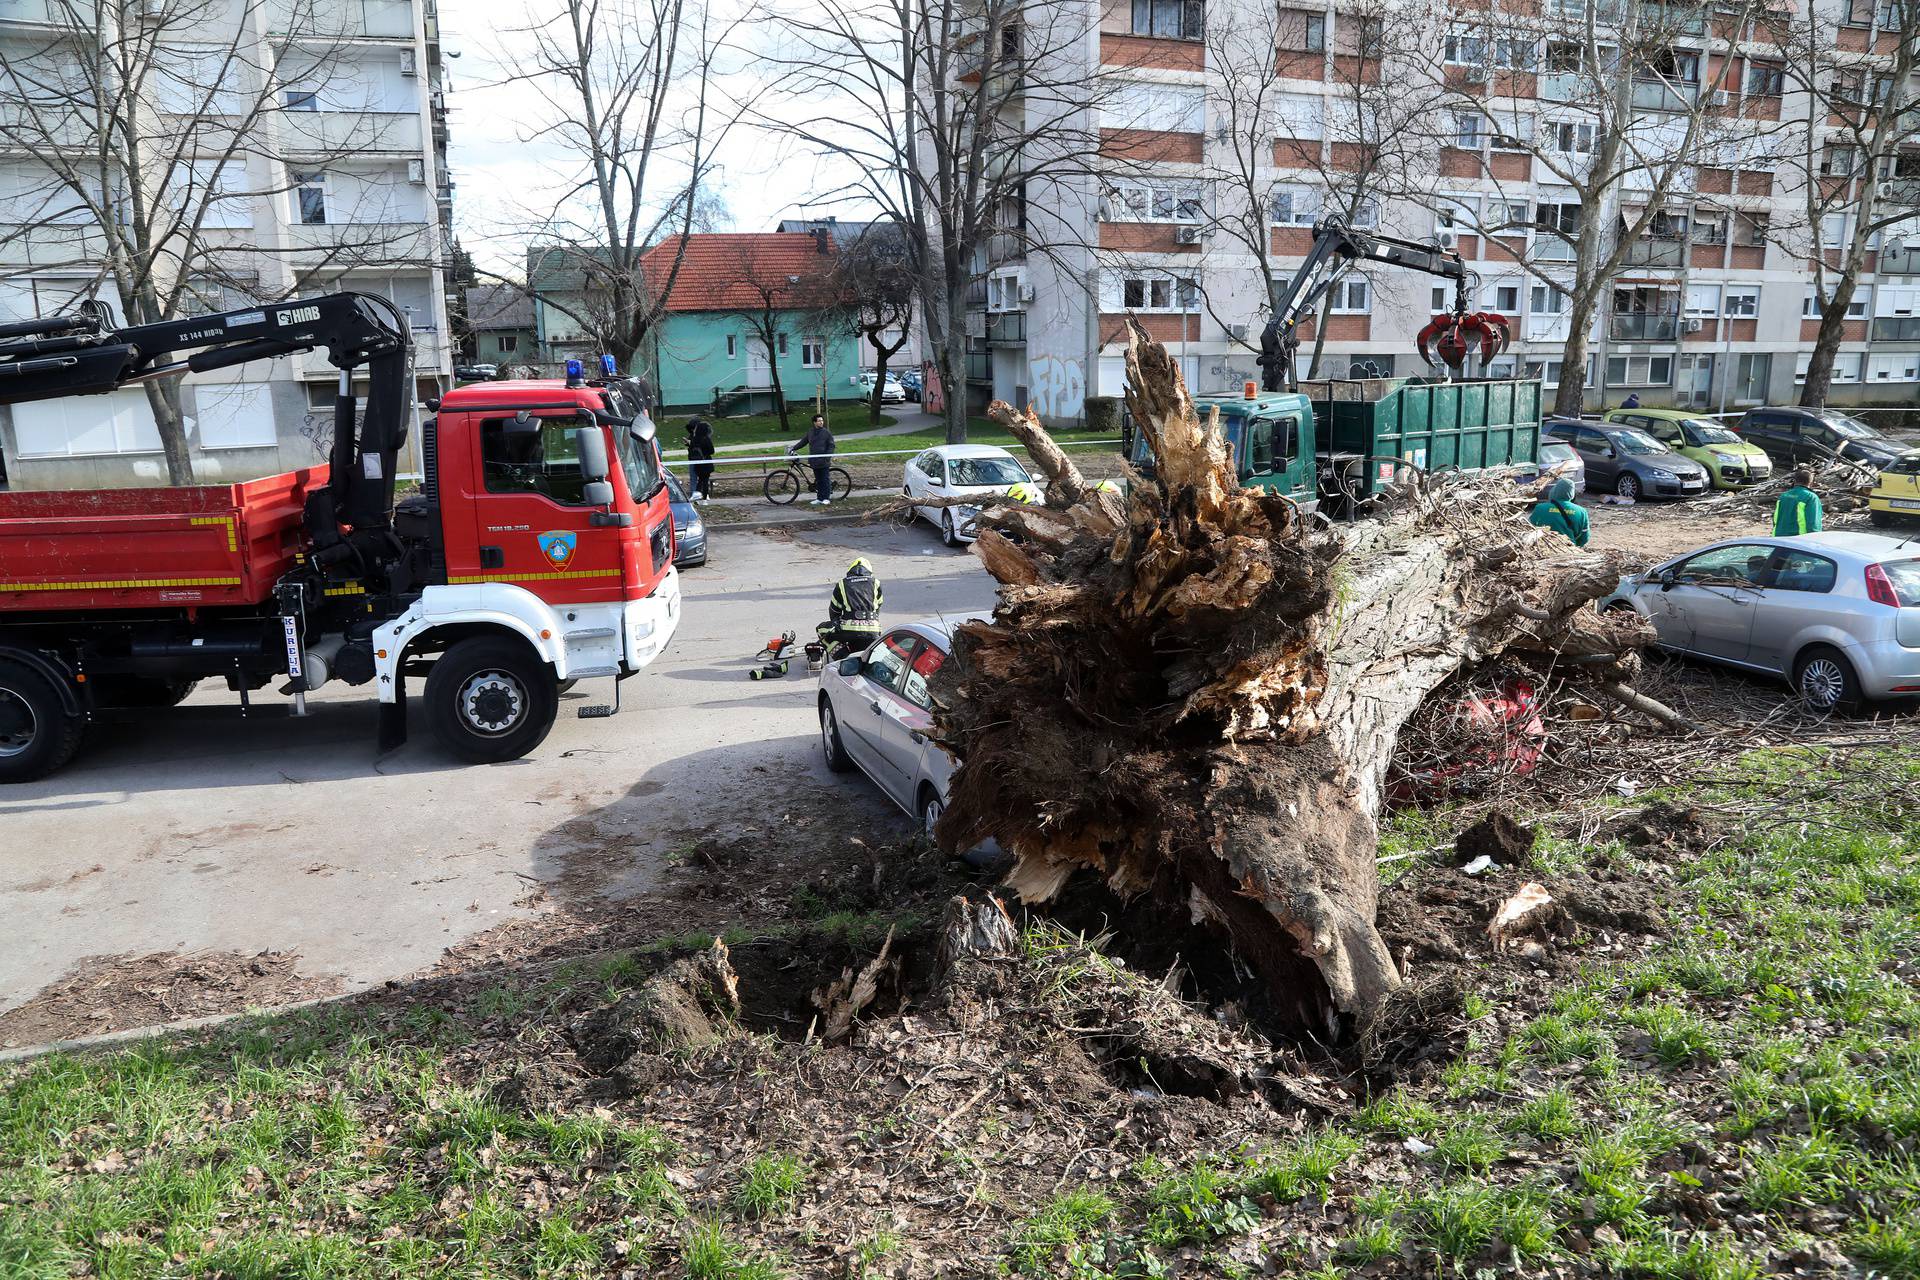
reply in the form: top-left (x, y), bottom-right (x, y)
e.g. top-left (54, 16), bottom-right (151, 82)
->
top-left (1028, 355), bottom-right (1085, 420)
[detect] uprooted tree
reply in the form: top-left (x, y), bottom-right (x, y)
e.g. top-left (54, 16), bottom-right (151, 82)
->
top-left (929, 319), bottom-right (1663, 1041)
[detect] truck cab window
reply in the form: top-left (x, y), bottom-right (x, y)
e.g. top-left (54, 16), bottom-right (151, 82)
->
top-left (482, 415), bottom-right (590, 504)
top-left (1247, 419), bottom-right (1275, 475)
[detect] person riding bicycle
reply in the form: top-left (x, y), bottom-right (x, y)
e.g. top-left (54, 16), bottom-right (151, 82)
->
top-left (817, 558), bottom-right (883, 655)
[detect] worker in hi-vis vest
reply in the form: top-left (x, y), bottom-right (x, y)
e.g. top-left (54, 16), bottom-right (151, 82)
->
top-left (1772, 469), bottom-right (1823, 537)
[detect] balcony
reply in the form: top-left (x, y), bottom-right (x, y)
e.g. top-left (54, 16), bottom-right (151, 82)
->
top-left (269, 0), bottom-right (416, 38)
top-left (1631, 78), bottom-right (1700, 112)
top-left (283, 111), bottom-right (424, 155)
top-left (1878, 246), bottom-right (1920, 274)
top-left (1644, 3), bottom-right (1708, 34)
top-left (1872, 317), bottom-right (1920, 341)
top-left (965, 350), bottom-right (991, 381)
top-left (1880, 179), bottom-right (1920, 207)
top-left (1610, 311), bottom-right (1681, 341)
top-left (985, 311), bottom-right (1026, 344)
top-left (1621, 236), bottom-right (1686, 267)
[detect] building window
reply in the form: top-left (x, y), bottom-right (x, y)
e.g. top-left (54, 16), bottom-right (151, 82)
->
top-left (1103, 179), bottom-right (1204, 223)
top-left (283, 90), bottom-right (318, 111)
top-left (1804, 289), bottom-right (1869, 319)
top-left (1735, 211), bottom-right (1768, 248)
top-left (292, 171), bottom-right (327, 225)
top-left (1547, 120), bottom-right (1594, 154)
top-left (1297, 11), bottom-right (1326, 51)
top-left (1533, 201), bottom-right (1580, 237)
top-left (1492, 283), bottom-right (1520, 311)
top-left (1796, 351), bottom-right (1866, 383)
top-left (499, 334), bottom-right (517, 352)
top-left (1432, 286), bottom-right (1450, 311)
top-left (1329, 278), bottom-right (1370, 314)
top-left (1529, 284), bottom-right (1567, 314)
top-left (1452, 112), bottom-right (1484, 149)
top-left (1131, 0), bottom-right (1201, 39)
top-left (1269, 183), bottom-right (1320, 227)
top-left (776, 332), bottom-right (788, 357)
top-left (801, 336), bottom-right (824, 369)
top-left (1691, 211), bottom-right (1727, 244)
top-left (1685, 283), bottom-right (1720, 316)
top-left (1722, 285), bottom-right (1760, 317)
top-left (1606, 354), bottom-right (1672, 386)
top-left (1357, 17), bottom-right (1384, 57)
top-left (1444, 26), bottom-right (1486, 66)
top-left (1490, 118), bottom-right (1534, 151)
top-left (725, 334), bottom-right (737, 359)
top-left (1745, 62), bottom-right (1784, 96)
top-left (1116, 274), bottom-right (1198, 312)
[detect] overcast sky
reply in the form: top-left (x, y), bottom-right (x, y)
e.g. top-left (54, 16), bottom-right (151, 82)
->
top-left (435, 0), bottom-right (868, 279)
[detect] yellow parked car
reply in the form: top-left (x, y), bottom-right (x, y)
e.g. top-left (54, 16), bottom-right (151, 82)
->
top-left (1604, 408), bottom-right (1774, 489)
top-left (1870, 454), bottom-right (1920, 528)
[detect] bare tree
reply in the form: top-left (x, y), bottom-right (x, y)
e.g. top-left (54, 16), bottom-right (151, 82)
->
top-left (759, 0), bottom-right (1134, 442)
top-left (1759, 0), bottom-right (1919, 406)
top-left (0, 0), bottom-right (440, 483)
top-left (1435, 0), bottom-right (1765, 415)
top-left (829, 223), bottom-right (918, 423)
top-left (497, 0), bottom-right (744, 375)
top-left (707, 235), bottom-right (839, 437)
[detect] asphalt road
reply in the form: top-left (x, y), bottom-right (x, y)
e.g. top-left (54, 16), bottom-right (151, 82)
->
top-left (0, 515), bottom-right (996, 1022)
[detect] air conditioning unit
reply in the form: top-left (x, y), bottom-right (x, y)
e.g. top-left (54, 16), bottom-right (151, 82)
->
top-left (1709, 89), bottom-right (1730, 106)
top-left (407, 159), bottom-right (426, 184)
top-left (1875, 181), bottom-right (1897, 199)
top-left (1228, 322), bottom-right (1248, 340)
top-left (1018, 281), bottom-right (1036, 302)
top-left (1174, 225), bottom-right (1204, 244)
top-left (1435, 229), bottom-right (1460, 249)
top-left (1685, 317), bottom-right (1705, 333)
top-left (400, 50), bottom-right (418, 76)
top-left (1462, 64), bottom-right (1489, 82)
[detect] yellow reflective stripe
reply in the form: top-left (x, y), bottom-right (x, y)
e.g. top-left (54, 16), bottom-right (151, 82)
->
top-left (189, 515), bottom-right (238, 552)
top-left (322, 584), bottom-right (367, 597)
top-left (446, 569), bottom-right (622, 584)
top-left (0, 577), bottom-right (243, 592)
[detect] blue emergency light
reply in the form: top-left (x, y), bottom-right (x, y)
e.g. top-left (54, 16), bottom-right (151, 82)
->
top-left (600, 354), bottom-right (617, 376)
top-left (564, 357), bottom-right (583, 387)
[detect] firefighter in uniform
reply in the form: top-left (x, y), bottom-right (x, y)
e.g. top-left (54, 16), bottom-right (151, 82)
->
top-left (817, 558), bottom-right (884, 656)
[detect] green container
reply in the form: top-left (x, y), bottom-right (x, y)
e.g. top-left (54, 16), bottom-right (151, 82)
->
top-left (1304, 377), bottom-right (1542, 496)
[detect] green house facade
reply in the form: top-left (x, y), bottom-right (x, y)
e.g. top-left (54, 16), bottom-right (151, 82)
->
top-left (646, 311), bottom-right (863, 415)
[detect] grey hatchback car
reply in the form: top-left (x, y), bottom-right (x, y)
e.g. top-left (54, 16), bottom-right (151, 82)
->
top-left (818, 617), bottom-right (976, 843)
top-left (1600, 532), bottom-right (1920, 709)
top-left (1543, 419), bottom-right (1710, 500)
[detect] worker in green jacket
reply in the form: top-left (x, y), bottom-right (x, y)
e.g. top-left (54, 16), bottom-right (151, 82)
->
top-left (1528, 477), bottom-right (1590, 547)
top-left (1773, 469), bottom-right (1823, 537)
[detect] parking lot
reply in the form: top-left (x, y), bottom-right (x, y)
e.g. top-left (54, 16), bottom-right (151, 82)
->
top-left (0, 517), bottom-right (996, 1042)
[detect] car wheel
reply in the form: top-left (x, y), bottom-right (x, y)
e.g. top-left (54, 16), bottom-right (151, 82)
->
top-left (1615, 472), bottom-right (1641, 501)
top-left (820, 699), bottom-right (853, 773)
top-left (1793, 646), bottom-right (1862, 714)
top-left (941, 510), bottom-right (961, 547)
top-left (919, 785), bottom-right (945, 843)
top-left (1869, 510), bottom-right (1897, 528)
top-left (424, 636), bottom-right (559, 763)
top-left (0, 657), bottom-right (85, 783)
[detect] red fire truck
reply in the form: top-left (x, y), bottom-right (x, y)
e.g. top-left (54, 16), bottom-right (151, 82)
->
top-left (0, 292), bottom-right (681, 782)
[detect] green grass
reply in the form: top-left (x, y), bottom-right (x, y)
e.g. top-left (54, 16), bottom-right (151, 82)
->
top-left (3, 746), bottom-right (1917, 1277)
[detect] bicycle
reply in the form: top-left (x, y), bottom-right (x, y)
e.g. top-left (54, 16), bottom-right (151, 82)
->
top-left (764, 453), bottom-right (852, 505)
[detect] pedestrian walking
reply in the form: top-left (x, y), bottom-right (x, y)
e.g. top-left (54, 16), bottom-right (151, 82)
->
top-left (1528, 477), bottom-right (1591, 547)
top-left (1773, 469), bottom-right (1823, 537)
top-left (790, 413), bottom-right (837, 505)
top-left (684, 418), bottom-right (715, 500)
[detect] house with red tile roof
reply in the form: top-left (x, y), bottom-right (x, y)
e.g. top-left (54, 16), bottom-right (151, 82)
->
top-left (634, 230), bottom-right (865, 415)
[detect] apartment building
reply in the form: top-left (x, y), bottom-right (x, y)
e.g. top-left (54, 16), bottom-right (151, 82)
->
top-left (0, 0), bottom-right (454, 490)
top-left (970, 0), bottom-right (1919, 426)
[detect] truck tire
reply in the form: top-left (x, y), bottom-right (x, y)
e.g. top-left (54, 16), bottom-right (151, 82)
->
top-left (0, 657), bottom-right (85, 783)
top-left (423, 636), bottom-right (560, 764)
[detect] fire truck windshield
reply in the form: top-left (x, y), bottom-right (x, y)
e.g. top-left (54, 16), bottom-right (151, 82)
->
top-left (615, 423), bottom-right (662, 502)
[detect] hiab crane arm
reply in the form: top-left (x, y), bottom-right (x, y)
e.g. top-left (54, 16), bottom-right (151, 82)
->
top-left (1256, 219), bottom-right (1507, 393)
top-left (0, 293), bottom-right (412, 540)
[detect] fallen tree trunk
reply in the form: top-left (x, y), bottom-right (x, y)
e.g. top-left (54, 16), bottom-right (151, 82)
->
top-left (930, 320), bottom-right (1658, 1040)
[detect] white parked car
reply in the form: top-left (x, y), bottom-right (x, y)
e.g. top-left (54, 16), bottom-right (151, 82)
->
top-left (903, 444), bottom-right (1035, 547)
top-left (859, 372), bottom-right (907, 404)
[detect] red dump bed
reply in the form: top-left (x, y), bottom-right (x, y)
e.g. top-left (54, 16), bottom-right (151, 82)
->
top-left (0, 469), bottom-right (326, 613)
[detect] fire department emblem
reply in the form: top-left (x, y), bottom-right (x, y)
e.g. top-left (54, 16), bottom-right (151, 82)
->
top-left (535, 530), bottom-right (578, 569)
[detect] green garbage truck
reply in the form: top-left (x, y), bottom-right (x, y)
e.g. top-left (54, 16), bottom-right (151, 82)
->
top-left (1128, 376), bottom-right (1544, 510)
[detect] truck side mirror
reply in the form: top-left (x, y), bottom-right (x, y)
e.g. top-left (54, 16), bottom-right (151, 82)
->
top-left (582, 480), bottom-right (615, 507)
top-left (576, 426), bottom-right (610, 482)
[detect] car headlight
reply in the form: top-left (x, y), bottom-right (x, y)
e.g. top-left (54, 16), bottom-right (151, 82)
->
top-left (685, 519), bottom-right (703, 538)
top-left (1710, 451), bottom-right (1741, 464)
top-left (1649, 468), bottom-right (1675, 480)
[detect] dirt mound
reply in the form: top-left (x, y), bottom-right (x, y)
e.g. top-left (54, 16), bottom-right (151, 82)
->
top-left (1453, 810), bottom-right (1536, 865)
top-left (0, 950), bottom-right (343, 1049)
top-left (566, 940), bottom-right (742, 1095)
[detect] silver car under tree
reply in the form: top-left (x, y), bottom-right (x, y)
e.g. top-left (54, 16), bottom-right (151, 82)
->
top-left (1600, 532), bottom-right (1920, 710)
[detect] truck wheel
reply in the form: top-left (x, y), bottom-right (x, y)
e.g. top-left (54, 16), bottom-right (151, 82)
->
top-left (0, 657), bottom-right (85, 783)
top-left (424, 637), bottom-right (560, 763)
